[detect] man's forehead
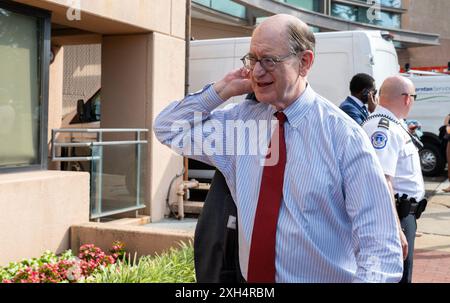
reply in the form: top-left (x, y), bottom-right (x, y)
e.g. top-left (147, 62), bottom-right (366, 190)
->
top-left (250, 35), bottom-right (288, 54)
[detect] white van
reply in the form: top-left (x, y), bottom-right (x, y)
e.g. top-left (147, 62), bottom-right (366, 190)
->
top-left (189, 30), bottom-right (399, 106)
top-left (188, 31), bottom-right (400, 181)
top-left (405, 73), bottom-right (450, 175)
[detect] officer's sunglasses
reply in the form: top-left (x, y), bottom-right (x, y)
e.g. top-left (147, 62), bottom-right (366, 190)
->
top-left (401, 93), bottom-right (417, 101)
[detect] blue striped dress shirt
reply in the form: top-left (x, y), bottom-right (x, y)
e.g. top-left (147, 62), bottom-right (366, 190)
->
top-left (154, 84), bottom-right (403, 283)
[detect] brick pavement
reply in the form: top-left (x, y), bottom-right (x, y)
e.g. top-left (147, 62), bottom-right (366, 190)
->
top-left (413, 249), bottom-right (450, 283)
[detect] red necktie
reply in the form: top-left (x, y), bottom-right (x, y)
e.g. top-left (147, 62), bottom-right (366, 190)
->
top-left (247, 111), bottom-right (287, 283)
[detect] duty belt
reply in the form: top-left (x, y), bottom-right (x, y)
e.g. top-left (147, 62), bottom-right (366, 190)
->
top-left (394, 193), bottom-right (428, 219)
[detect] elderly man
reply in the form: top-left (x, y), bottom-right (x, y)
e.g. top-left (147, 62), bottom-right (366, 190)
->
top-left (154, 14), bottom-right (403, 283)
top-left (362, 76), bottom-right (427, 283)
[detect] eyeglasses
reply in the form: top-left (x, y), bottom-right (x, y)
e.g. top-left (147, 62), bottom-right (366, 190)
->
top-left (401, 93), bottom-right (417, 101)
top-left (240, 53), bottom-right (296, 72)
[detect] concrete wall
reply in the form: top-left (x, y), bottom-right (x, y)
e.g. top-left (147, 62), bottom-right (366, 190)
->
top-left (47, 46), bottom-right (64, 171)
top-left (71, 222), bottom-right (194, 259)
top-left (15, 0), bottom-right (186, 37)
top-left (191, 18), bottom-right (253, 40)
top-left (401, 0), bottom-right (450, 68)
top-left (149, 33), bottom-right (186, 221)
top-left (101, 33), bottom-right (185, 222)
top-left (6, 1), bottom-right (187, 225)
top-left (0, 171), bottom-right (89, 265)
top-left (62, 44), bottom-right (101, 117)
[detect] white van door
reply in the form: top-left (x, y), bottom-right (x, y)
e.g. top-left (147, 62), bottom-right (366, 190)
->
top-left (308, 34), bottom-right (355, 105)
top-left (408, 75), bottom-right (450, 133)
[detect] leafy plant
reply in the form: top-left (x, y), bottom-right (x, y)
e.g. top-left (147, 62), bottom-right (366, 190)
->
top-left (87, 241), bottom-right (195, 283)
top-left (1, 242), bottom-right (121, 283)
top-left (1, 240), bottom-right (195, 283)
top-left (0, 250), bottom-right (75, 282)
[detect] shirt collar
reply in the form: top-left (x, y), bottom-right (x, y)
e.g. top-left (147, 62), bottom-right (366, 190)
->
top-left (277, 84), bottom-right (316, 128)
top-left (349, 95), bottom-right (365, 108)
top-left (373, 105), bottom-right (401, 123)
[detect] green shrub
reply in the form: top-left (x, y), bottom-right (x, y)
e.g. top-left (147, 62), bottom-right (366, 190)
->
top-left (1, 242), bottom-right (124, 283)
top-left (87, 241), bottom-right (196, 283)
top-left (0, 250), bottom-right (75, 282)
top-left (1, 241), bottom-right (195, 283)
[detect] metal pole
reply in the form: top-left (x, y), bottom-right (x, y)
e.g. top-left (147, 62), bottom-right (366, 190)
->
top-left (184, 0), bottom-right (192, 182)
top-left (95, 132), bottom-right (104, 217)
top-left (135, 131), bottom-right (142, 218)
top-left (51, 129), bottom-right (56, 161)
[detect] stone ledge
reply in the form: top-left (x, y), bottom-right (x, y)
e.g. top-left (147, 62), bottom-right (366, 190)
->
top-left (0, 170), bottom-right (89, 184)
top-left (103, 215), bottom-right (151, 226)
top-left (71, 222), bottom-right (194, 258)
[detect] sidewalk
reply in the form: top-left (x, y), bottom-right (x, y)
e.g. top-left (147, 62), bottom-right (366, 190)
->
top-left (413, 177), bottom-right (450, 283)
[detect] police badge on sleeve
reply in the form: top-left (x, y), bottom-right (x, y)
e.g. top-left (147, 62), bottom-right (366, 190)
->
top-left (371, 131), bottom-right (388, 149)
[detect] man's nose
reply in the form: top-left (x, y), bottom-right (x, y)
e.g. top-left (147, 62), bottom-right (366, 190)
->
top-left (252, 61), bottom-right (266, 78)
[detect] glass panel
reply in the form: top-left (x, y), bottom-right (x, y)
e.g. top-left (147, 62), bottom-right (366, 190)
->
top-left (193, 0), bottom-right (210, 6)
top-left (282, 0), bottom-right (321, 11)
top-left (0, 8), bottom-right (41, 168)
top-left (354, 0), bottom-right (402, 9)
top-left (90, 142), bottom-right (146, 218)
top-left (357, 6), bottom-right (401, 28)
top-left (210, 0), bottom-right (246, 18)
top-left (377, 10), bottom-right (401, 28)
top-left (380, 0), bottom-right (402, 8)
top-left (331, 3), bottom-right (357, 22)
top-left (332, 3), bottom-right (401, 28)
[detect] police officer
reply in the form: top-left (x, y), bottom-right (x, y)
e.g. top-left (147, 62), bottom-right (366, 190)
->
top-left (362, 75), bottom-right (427, 283)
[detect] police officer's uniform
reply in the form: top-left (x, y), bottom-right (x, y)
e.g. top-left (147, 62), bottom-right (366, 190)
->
top-left (362, 105), bottom-right (427, 283)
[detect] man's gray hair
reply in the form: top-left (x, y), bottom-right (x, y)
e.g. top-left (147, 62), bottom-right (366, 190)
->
top-left (287, 22), bottom-right (316, 54)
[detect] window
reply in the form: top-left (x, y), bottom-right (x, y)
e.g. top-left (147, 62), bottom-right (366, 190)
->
top-left (280, 0), bottom-right (321, 12)
top-left (279, 0), bottom-right (320, 12)
top-left (193, 0), bottom-right (247, 19)
top-left (354, 0), bottom-right (402, 9)
top-left (331, 3), bottom-right (401, 28)
top-left (0, 2), bottom-right (50, 170)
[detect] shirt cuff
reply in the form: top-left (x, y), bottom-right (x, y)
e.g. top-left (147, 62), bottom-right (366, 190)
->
top-left (198, 83), bottom-right (226, 111)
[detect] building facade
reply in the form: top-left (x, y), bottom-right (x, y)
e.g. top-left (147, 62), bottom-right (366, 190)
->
top-left (0, 0), bottom-right (187, 264)
top-left (191, 0), bottom-right (447, 70)
top-left (400, 0), bottom-right (450, 70)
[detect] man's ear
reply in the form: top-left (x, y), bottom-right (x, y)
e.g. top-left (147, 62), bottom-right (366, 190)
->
top-left (298, 50), bottom-right (314, 77)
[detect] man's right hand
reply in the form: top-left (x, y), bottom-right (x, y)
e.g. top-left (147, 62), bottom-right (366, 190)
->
top-left (367, 91), bottom-right (378, 113)
top-left (213, 68), bottom-right (253, 101)
top-left (400, 229), bottom-right (408, 260)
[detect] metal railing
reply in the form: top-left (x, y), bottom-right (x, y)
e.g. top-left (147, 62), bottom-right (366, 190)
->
top-left (51, 128), bottom-right (148, 221)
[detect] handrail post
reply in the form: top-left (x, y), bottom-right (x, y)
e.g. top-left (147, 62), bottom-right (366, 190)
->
top-left (96, 131), bottom-right (103, 221)
top-left (51, 129), bottom-right (56, 161)
top-left (135, 130), bottom-right (142, 218)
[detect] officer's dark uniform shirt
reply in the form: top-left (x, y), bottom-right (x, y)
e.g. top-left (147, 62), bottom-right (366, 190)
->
top-left (362, 105), bottom-right (425, 200)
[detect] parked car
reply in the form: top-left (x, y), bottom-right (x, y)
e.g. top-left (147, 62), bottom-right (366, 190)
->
top-left (419, 124), bottom-right (449, 176)
top-left (405, 72), bottom-right (450, 176)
